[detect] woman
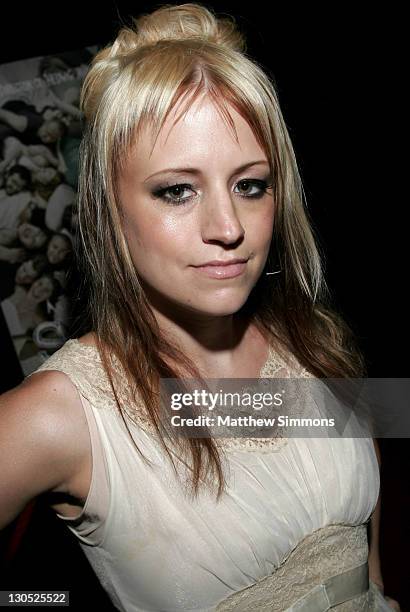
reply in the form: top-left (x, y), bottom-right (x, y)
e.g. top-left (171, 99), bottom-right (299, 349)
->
top-left (0, 273), bottom-right (60, 337)
top-left (0, 3), bottom-right (400, 610)
top-left (45, 231), bottom-right (72, 267)
top-left (0, 252), bottom-right (48, 301)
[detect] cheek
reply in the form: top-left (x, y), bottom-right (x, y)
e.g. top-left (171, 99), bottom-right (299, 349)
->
top-left (245, 203), bottom-right (274, 246)
top-left (123, 207), bottom-right (191, 264)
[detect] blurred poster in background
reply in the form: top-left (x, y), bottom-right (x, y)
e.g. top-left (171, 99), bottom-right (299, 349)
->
top-left (0, 47), bottom-right (98, 376)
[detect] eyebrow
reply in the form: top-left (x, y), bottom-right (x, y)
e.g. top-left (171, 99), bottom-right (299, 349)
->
top-left (143, 160), bottom-right (270, 182)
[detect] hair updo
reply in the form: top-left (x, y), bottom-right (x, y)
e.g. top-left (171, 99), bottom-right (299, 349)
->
top-left (111, 2), bottom-right (246, 55)
top-left (80, 3), bottom-right (246, 122)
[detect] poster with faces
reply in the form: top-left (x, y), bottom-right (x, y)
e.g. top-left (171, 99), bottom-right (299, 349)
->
top-left (0, 46), bottom-right (98, 376)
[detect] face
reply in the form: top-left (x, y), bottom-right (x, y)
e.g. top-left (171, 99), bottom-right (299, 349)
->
top-left (32, 154), bottom-right (48, 167)
top-left (28, 276), bottom-right (53, 303)
top-left (47, 234), bottom-right (71, 264)
top-left (33, 167), bottom-right (58, 185)
top-left (15, 260), bottom-right (38, 284)
top-left (117, 94), bottom-right (275, 322)
top-left (18, 223), bottom-right (47, 249)
top-left (37, 120), bottom-right (62, 144)
top-left (5, 172), bottom-right (27, 195)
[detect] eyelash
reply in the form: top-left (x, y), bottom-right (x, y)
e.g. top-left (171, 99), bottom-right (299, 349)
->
top-left (152, 179), bottom-right (273, 206)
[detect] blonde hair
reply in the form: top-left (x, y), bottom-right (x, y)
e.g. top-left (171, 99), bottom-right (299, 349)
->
top-left (75, 2), bottom-right (366, 500)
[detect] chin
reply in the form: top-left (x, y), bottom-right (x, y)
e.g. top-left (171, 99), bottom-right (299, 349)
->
top-left (186, 293), bottom-right (251, 317)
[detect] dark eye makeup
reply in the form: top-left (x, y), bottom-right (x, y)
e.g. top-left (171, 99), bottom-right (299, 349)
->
top-left (151, 178), bottom-right (273, 206)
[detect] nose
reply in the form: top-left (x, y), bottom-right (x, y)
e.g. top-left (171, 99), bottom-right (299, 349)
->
top-left (200, 186), bottom-right (245, 246)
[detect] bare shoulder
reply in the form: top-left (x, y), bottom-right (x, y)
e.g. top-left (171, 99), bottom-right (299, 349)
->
top-left (12, 366), bottom-right (88, 437)
top-left (0, 368), bottom-right (91, 529)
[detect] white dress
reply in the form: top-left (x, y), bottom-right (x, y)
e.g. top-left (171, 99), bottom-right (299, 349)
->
top-left (26, 338), bottom-right (393, 611)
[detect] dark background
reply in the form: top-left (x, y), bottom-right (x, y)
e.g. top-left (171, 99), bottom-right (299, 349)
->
top-left (0, 2), bottom-right (408, 610)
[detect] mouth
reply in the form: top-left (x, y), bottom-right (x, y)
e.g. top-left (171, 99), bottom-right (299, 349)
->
top-left (192, 259), bottom-right (248, 279)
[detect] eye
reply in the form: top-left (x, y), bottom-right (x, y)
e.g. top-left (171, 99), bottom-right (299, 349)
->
top-left (152, 183), bottom-right (194, 205)
top-left (152, 179), bottom-right (273, 206)
top-left (234, 179), bottom-right (272, 199)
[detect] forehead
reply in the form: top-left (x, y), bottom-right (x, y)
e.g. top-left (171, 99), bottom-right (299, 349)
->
top-left (42, 121), bottom-right (59, 132)
top-left (30, 226), bottom-right (43, 236)
top-left (51, 235), bottom-right (66, 244)
top-left (122, 94), bottom-right (266, 175)
top-left (21, 261), bottom-right (35, 272)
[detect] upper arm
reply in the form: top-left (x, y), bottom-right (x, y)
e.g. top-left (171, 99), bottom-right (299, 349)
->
top-left (373, 438), bottom-right (381, 468)
top-left (0, 370), bottom-right (88, 531)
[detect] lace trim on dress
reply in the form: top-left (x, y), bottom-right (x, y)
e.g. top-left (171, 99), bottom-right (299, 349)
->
top-left (216, 343), bottom-right (316, 454)
top-left (34, 338), bottom-right (316, 454)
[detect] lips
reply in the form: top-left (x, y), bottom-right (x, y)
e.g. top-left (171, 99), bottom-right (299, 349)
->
top-left (193, 259), bottom-right (248, 279)
top-left (194, 258), bottom-right (248, 267)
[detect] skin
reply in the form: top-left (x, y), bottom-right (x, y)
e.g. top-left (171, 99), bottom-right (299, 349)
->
top-left (32, 167), bottom-right (59, 185)
top-left (10, 275), bottom-right (53, 307)
top-left (4, 172), bottom-right (27, 195)
top-left (47, 234), bottom-right (71, 265)
top-left (15, 259), bottom-right (39, 284)
top-left (117, 93), bottom-right (275, 376)
top-left (7, 276), bottom-right (54, 334)
top-left (17, 223), bottom-right (48, 250)
top-left (37, 120), bottom-right (63, 144)
top-left (26, 275), bottom-right (54, 303)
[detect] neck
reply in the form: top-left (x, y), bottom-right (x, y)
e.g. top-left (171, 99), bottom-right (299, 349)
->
top-left (143, 285), bottom-right (252, 372)
top-left (158, 309), bottom-right (247, 352)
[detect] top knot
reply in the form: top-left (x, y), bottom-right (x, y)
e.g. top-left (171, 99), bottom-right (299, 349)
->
top-left (107, 3), bottom-right (246, 57)
top-left (80, 3), bottom-right (249, 122)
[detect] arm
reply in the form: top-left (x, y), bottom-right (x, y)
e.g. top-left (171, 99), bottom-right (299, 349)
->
top-left (45, 183), bottom-right (76, 232)
top-left (368, 438), bottom-right (383, 591)
top-left (0, 244), bottom-right (25, 263)
top-left (27, 144), bottom-right (59, 167)
top-left (0, 108), bottom-right (28, 133)
top-left (0, 228), bottom-right (18, 247)
top-left (0, 136), bottom-right (25, 172)
top-left (368, 441), bottom-right (402, 610)
top-left (46, 89), bottom-right (83, 121)
top-left (0, 371), bottom-right (86, 532)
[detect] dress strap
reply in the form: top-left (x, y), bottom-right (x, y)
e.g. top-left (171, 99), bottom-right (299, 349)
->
top-left (285, 561), bottom-right (368, 611)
